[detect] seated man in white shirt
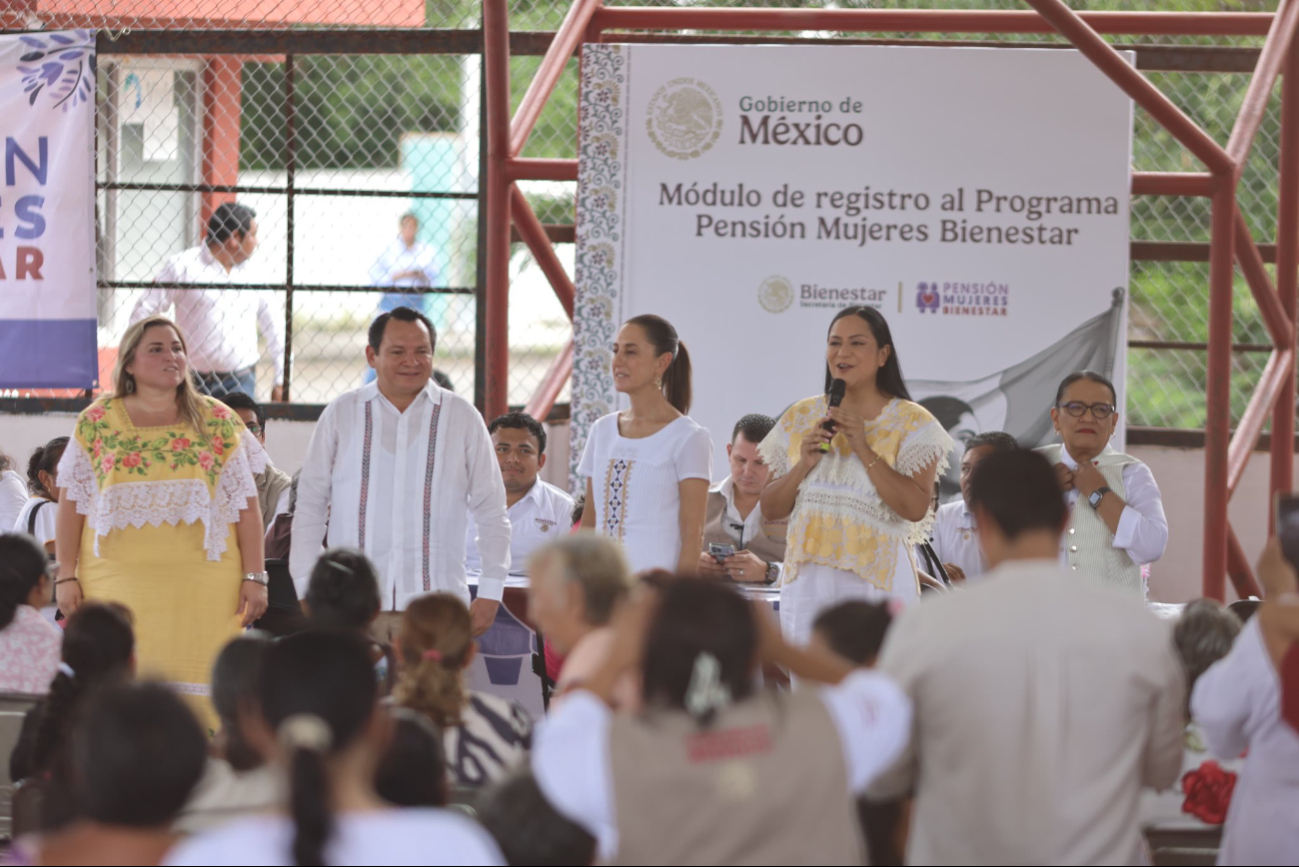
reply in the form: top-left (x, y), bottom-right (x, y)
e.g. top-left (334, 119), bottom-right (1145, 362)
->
top-left (131, 202), bottom-right (284, 401)
top-left (930, 430), bottom-right (1018, 584)
top-left (1039, 370), bottom-right (1169, 594)
top-left (466, 411), bottom-right (574, 581)
top-left (698, 413), bottom-right (785, 586)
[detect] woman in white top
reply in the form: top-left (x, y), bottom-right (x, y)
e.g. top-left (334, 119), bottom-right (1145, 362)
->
top-left (165, 630), bottom-right (503, 867)
top-left (0, 448), bottom-right (26, 531)
top-left (13, 436), bottom-right (67, 548)
top-left (759, 306), bottom-right (952, 645)
top-left (579, 314), bottom-right (712, 574)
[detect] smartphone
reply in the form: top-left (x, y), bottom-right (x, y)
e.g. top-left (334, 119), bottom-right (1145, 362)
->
top-left (708, 542), bottom-right (736, 562)
top-left (1276, 493), bottom-right (1299, 570)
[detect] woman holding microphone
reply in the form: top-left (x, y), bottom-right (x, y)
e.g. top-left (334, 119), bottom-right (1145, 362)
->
top-left (760, 306), bottom-right (952, 644)
top-left (579, 314), bottom-right (712, 574)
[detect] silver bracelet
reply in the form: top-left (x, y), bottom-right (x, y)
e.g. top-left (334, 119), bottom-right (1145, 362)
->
top-left (243, 571), bottom-right (269, 586)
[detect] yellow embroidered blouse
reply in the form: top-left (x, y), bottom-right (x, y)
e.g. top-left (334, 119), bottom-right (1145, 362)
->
top-left (758, 396), bottom-right (952, 591)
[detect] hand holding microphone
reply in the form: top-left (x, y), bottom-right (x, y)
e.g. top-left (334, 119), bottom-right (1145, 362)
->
top-left (819, 378), bottom-right (846, 453)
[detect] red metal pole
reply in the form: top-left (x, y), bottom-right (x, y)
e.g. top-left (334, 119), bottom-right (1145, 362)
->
top-left (511, 0), bottom-right (603, 157)
top-left (507, 158), bottom-right (580, 182)
top-left (511, 185), bottom-right (576, 320)
top-left (1235, 209), bottom-right (1295, 350)
top-left (1227, 348), bottom-right (1292, 496)
top-left (1022, 0), bottom-right (1234, 176)
top-left (1204, 182), bottom-right (1238, 601)
top-left (1227, 527), bottom-right (1264, 599)
top-left (593, 7), bottom-right (1274, 37)
top-left (1131, 172), bottom-right (1216, 198)
top-left (523, 340), bottom-right (574, 422)
top-left (483, 0), bottom-right (513, 421)
top-left (1272, 40), bottom-right (1299, 525)
top-left (1226, 0), bottom-right (1299, 169)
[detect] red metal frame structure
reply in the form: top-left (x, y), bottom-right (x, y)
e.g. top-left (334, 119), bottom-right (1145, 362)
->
top-left (483, 0), bottom-right (1299, 600)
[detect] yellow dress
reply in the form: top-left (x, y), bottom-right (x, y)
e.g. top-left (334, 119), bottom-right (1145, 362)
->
top-left (60, 395), bottom-right (265, 731)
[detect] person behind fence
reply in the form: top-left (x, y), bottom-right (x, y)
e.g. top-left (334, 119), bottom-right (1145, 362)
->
top-left (465, 411), bottom-right (574, 581)
top-left (131, 202), bottom-right (285, 401)
top-left (54, 317), bottom-right (269, 724)
top-left (578, 314), bottom-right (713, 575)
top-left (531, 578), bottom-right (911, 865)
top-left (867, 449), bottom-right (1184, 865)
top-left (1039, 370), bottom-right (1168, 593)
top-left (8, 682), bottom-right (209, 867)
top-left (929, 430), bottom-right (1019, 584)
top-left (393, 594), bottom-right (532, 789)
top-left (527, 534), bottom-right (636, 709)
top-left (1190, 539), bottom-right (1299, 865)
top-left (291, 306), bottom-right (510, 640)
top-left (699, 413), bottom-right (786, 586)
top-left (13, 436), bottom-right (68, 552)
top-left (369, 212), bottom-right (440, 314)
top-left (758, 306), bottom-right (952, 644)
top-left (1139, 599), bottom-right (1242, 840)
top-left (0, 533), bottom-right (61, 694)
top-left (163, 630), bottom-right (504, 866)
top-left (218, 391), bottom-right (293, 531)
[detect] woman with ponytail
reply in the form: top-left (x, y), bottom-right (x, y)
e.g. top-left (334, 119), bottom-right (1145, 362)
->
top-left (164, 630), bottom-right (503, 866)
top-left (394, 594), bottom-right (531, 788)
top-left (531, 579), bottom-right (912, 865)
top-left (578, 314), bottom-right (713, 573)
top-left (13, 436), bottom-right (67, 550)
top-left (0, 533), bottom-right (60, 693)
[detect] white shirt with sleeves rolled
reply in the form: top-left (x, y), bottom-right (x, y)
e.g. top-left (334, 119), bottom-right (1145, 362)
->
top-left (532, 670), bottom-right (912, 863)
top-left (131, 245), bottom-right (285, 384)
top-left (465, 478), bottom-right (573, 577)
top-left (290, 380), bottom-right (511, 608)
top-left (1057, 446), bottom-right (1168, 566)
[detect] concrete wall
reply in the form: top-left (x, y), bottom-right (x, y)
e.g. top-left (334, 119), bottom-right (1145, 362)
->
top-left (1, 410), bottom-right (1278, 604)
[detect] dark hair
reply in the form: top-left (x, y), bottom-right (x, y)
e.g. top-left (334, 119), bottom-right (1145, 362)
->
top-left (31, 603), bottom-right (136, 782)
top-left (305, 548), bottom-right (381, 631)
top-left (965, 449), bottom-right (1067, 541)
top-left (624, 314), bottom-right (693, 414)
top-left (212, 634), bottom-right (272, 772)
top-left (219, 391), bottom-right (265, 433)
top-left (72, 682), bottom-right (206, 827)
top-left (812, 601), bottom-right (894, 667)
top-left (965, 431), bottom-right (1019, 453)
top-left (433, 369), bottom-right (455, 392)
top-left (375, 708), bottom-right (448, 808)
top-left (26, 436), bottom-right (68, 497)
top-left (641, 580), bottom-right (756, 725)
top-left (478, 770), bottom-right (597, 867)
top-left (731, 413), bottom-right (776, 445)
top-left (206, 202), bottom-right (257, 246)
top-left (1228, 599), bottom-right (1260, 624)
top-left (489, 411), bottom-right (547, 456)
top-left (259, 630), bottom-right (379, 867)
top-left (1175, 599), bottom-right (1241, 711)
top-left (0, 448), bottom-right (11, 472)
top-left (1054, 370), bottom-right (1117, 406)
top-left (827, 307), bottom-right (911, 400)
top-left (368, 306), bottom-right (437, 354)
top-left (0, 533), bottom-right (49, 629)
top-left (918, 396), bottom-right (974, 432)
top-left (570, 495), bottom-right (585, 527)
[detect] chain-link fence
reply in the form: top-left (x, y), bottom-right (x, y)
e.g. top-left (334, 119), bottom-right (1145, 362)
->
top-left (2, 0), bottom-right (1291, 430)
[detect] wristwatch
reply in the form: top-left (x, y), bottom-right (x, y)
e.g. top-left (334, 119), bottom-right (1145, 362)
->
top-left (243, 571), bottom-right (270, 586)
top-left (763, 562), bottom-right (780, 586)
top-left (1088, 486), bottom-right (1112, 510)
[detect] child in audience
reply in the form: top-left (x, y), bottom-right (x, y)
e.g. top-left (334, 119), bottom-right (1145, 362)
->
top-left (375, 708), bottom-right (449, 808)
top-left (9, 682), bottom-right (208, 866)
top-left (0, 533), bottom-right (61, 694)
top-left (303, 547), bottom-right (393, 692)
top-left (478, 770), bottom-right (597, 867)
top-left (393, 594), bottom-right (532, 789)
top-left (163, 630), bottom-right (503, 866)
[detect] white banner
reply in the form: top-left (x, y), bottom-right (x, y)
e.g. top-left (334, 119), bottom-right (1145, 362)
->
top-left (0, 30), bottom-right (97, 389)
top-left (572, 44), bottom-right (1132, 499)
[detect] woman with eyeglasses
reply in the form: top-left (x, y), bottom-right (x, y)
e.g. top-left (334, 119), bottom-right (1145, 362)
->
top-left (1040, 371), bottom-right (1167, 594)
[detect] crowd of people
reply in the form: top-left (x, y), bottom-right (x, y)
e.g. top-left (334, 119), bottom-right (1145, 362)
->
top-left (0, 205), bottom-right (1296, 865)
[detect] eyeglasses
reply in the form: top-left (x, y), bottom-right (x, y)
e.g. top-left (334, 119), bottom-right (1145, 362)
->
top-left (244, 421), bottom-right (263, 435)
top-left (1056, 401), bottom-right (1116, 420)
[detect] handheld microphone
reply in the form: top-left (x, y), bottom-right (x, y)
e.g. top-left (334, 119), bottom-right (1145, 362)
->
top-left (819, 378), bottom-right (846, 453)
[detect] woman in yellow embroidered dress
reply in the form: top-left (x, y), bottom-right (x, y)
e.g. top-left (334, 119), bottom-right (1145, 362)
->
top-left (54, 316), bottom-right (269, 722)
top-left (759, 306), bottom-right (953, 645)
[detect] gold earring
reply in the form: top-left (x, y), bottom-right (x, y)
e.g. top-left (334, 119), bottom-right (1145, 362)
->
top-left (654, 375), bottom-right (663, 389)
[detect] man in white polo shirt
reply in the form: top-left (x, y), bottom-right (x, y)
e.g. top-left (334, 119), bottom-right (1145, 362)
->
top-left (466, 411), bottom-right (574, 580)
top-left (930, 431), bottom-right (1019, 584)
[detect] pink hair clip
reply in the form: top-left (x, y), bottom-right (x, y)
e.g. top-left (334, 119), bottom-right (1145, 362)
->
top-left (422, 649), bottom-right (443, 663)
